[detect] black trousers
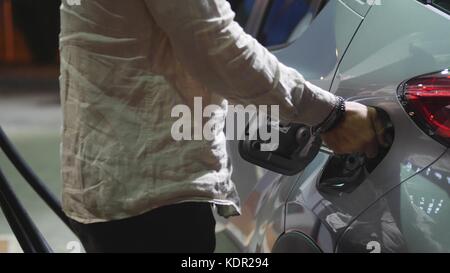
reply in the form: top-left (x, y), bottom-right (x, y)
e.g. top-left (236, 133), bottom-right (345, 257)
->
top-left (69, 202), bottom-right (216, 253)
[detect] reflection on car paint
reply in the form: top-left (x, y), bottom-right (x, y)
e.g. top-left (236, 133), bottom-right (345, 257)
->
top-left (325, 212), bottom-right (351, 232)
top-left (409, 195), bottom-right (444, 216)
top-left (337, 156), bottom-right (450, 253)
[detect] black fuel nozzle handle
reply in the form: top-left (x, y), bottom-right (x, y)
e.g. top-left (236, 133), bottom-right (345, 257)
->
top-left (292, 126), bottom-right (322, 162)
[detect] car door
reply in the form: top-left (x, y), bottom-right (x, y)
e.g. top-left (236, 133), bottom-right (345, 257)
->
top-left (221, 0), bottom-right (370, 253)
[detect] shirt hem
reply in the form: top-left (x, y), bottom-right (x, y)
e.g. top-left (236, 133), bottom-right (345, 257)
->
top-left (64, 197), bottom-right (241, 224)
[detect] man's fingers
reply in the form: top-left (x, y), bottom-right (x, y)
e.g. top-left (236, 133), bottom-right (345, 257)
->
top-left (321, 134), bottom-right (342, 154)
top-left (322, 132), bottom-right (352, 155)
top-left (364, 139), bottom-right (379, 159)
top-left (369, 108), bottom-right (389, 147)
top-left (319, 103), bottom-right (390, 157)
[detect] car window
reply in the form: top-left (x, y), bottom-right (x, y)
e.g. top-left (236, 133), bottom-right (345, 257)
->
top-left (257, 0), bottom-right (329, 48)
top-left (431, 0), bottom-right (450, 14)
top-left (228, 0), bottom-right (256, 27)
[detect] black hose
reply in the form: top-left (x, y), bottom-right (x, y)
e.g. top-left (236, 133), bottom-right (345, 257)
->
top-left (0, 126), bottom-right (72, 230)
top-left (0, 168), bottom-right (52, 253)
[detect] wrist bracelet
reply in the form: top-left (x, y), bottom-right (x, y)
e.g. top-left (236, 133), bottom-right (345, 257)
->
top-left (312, 96), bottom-right (346, 135)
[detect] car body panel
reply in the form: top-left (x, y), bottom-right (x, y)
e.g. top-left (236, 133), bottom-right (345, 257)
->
top-left (340, 0), bottom-right (373, 17)
top-left (274, 0), bottom-right (364, 90)
top-left (221, 0), bottom-right (367, 252)
top-left (337, 149), bottom-right (450, 253)
top-left (285, 0), bottom-right (450, 252)
top-left (221, 0), bottom-right (450, 253)
top-left (217, 170), bottom-right (298, 252)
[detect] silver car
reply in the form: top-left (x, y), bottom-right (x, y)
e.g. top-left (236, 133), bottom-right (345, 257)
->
top-left (219, 0), bottom-right (450, 253)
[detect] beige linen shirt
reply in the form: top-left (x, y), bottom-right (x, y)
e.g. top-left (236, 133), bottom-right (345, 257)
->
top-left (59, 0), bottom-right (337, 223)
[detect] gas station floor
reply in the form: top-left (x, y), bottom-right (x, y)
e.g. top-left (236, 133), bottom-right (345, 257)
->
top-left (0, 91), bottom-right (77, 252)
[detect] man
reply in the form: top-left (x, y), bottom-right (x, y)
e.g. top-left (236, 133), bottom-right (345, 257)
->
top-left (60, 0), bottom-right (382, 253)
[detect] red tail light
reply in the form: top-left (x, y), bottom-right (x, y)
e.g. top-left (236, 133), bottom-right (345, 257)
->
top-left (399, 69), bottom-right (450, 146)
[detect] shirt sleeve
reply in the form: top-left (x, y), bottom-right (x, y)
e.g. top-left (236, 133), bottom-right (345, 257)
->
top-left (144, 0), bottom-right (337, 126)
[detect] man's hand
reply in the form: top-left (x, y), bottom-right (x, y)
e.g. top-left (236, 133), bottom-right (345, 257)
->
top-left (321, 102), bottom-right (386, 158)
